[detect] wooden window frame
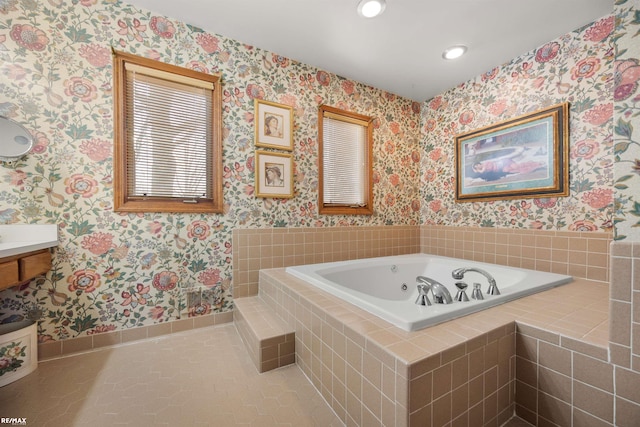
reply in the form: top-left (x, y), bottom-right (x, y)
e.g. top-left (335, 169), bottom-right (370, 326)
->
top-left (318, 105), bottom-right (374, 215)
top-left (112, 50), bottom-right (223, 213)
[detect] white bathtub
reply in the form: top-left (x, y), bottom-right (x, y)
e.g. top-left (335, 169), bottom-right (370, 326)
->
top-left (285, 254), bottom-right (572, 331)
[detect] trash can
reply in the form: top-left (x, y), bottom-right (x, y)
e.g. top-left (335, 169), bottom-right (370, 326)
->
top-left (0, 320), bottom-right (37, 387)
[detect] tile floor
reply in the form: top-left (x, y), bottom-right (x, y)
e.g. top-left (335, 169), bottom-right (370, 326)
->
top-left (0, 323), bottom-right (530, 426)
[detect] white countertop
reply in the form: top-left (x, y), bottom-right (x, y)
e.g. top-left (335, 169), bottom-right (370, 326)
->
top-left (0, 224), bottom-right (58, 258)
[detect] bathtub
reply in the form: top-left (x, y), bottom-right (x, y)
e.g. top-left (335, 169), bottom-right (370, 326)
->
top-left (285, 254), bottom-right (573, 331)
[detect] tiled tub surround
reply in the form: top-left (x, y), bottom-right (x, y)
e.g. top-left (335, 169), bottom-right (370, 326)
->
top-left (259, 268), bottom-right (611, 427)
top-left (420, 226), bottom-right (612, 284)
top-left (233, 226), bottom-right (611, 300)
top-left (232, 226), bottom-right (421, 298)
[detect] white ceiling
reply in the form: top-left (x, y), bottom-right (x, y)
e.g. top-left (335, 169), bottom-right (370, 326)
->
top-left (125, 0), bottom-right (613, 102)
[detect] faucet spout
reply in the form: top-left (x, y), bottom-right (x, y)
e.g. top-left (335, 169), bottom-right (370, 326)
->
top-left (451, 267), bottom-right (500, 295)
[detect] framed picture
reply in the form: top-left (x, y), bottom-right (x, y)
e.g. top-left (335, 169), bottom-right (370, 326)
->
top-left (455, 102), bottom-right (569, 202)
top-left (255, 150), bottom-right (294, 198)
top-left (254, 99), bottom-right (293, 151)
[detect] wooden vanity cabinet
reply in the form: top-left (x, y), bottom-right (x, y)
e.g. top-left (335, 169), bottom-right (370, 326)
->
top-left (0, 249), bottom-right (51, 291)
top-left (0, 261), bottom-right (19, 287)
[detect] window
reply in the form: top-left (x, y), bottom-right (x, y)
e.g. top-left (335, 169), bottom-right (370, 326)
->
top-left (318, 105), bottom-right (373, 215)
top-left (113, 51), bottom-right (223, 213)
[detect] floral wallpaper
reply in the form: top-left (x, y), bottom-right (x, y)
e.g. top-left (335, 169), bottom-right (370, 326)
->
top-left (421, 15), bottom-right (616, 232)
top-left (1, 0), bottom-right (634, 344)
top-left (614, 0), bottom-right (640, 241)
top-left (0, 0), bottom-right (421, 341)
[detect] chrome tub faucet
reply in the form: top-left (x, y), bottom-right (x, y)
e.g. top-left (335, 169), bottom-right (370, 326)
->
top-left (451, 267), bottom-right (500, 295)
top-left (415, 276), bottom-right (453, 305)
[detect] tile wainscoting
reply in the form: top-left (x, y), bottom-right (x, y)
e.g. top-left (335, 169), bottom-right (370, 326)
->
top-left (232, 226), bottom-right (421, 298)
top-left (40, 225), bottom-right (611, 359)
top-left (233, 225), bottom-right (612, 300)
top-left (420, 226), bottom-right (611, 284)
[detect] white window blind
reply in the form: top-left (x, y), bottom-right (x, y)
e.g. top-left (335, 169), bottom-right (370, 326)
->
top-left (322, 115), bottom-right (368, 206)
top-left (125, 65), bottom-right (213, 201)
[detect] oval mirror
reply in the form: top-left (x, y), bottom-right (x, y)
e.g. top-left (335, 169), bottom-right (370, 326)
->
top-left (0, 116), bottom-right (34, 162)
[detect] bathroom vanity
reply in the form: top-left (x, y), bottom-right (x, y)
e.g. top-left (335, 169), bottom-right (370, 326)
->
top-left (0, 224), bottom-right (58, 290)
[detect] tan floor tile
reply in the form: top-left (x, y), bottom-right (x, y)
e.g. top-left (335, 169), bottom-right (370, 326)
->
top-left (0, 324), bottom-right (342, 427)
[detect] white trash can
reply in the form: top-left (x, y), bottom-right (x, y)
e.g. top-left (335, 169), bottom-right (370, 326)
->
top-left (0, 321), bottom-right (37, 387)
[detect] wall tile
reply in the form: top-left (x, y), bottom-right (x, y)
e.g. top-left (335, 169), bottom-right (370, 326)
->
top-left (538, 366), bottom-right (572, 404)
top-left (433, 363), bottom-right (452, 400)
top-left (451, 355), bottom-right (469, 390)
top-left (573, 381), bottom-right (614, 423)
top-left (560, 336), bottom-right (609, 361)
top-left (538, 341), bottom-right (571, 376)
top-left (615, 367), bottom-right (640, 405)
top-left (615, 397), bottom-right (640, 427)
top-left (420, 227), bottom-right (611, 283)
top-left (609, 300), bottom-right (631, 345)
top-left (573, 353), bottom-right (614, 393)
top-left (451, 383), bottom-right (469, 418)
top-left (572, 408), bottom-right (613, 427)
top-left (610, 342), bottom-right (632, 369)
top-left (538, 391), bottom-right (572, 427)
top-left (515, 334), bottom-right (538, 362)
top-left (234, 226), bottom-right (421, 297)
top-left (515, 381), bottom-right (538, 425)
top-left (432, 393), bottom-right (452, 427)
top-left (610, 257), bottom-right (632, 302)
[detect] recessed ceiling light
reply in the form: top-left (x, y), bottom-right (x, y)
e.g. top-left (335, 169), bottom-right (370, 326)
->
top-left (442, 45), bottom-right (468, 60)
top-left (357, 0), bottom-right (386, 18)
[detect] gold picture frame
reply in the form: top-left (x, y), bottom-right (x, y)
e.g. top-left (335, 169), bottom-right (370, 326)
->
top-left (455, 103), bottom-right (569, 202)
top-left (254, 99), bottom-right (294, 151)
top-left (255, 150), bottom-right (294, 198)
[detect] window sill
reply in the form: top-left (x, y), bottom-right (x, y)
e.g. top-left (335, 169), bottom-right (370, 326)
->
top-left (114, 199), bottom-right (223, 214)
top-left (319, 205), bottom-right (373, 216)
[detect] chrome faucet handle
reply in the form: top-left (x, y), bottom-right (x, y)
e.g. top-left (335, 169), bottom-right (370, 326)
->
top-left (487, 282), bottom-right (500, 295)
top-left (454, 282), bottom-right (469, 302)
top-left (471, 282), bottom-right (484, 300)
top-left (415, 284), bottom-right (432, 306)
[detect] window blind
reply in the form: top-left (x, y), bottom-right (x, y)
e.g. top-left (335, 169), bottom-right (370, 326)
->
top-left (322, 116), bottom-right (367, 206)
top-left (125, 67), bottom-right (212, 201)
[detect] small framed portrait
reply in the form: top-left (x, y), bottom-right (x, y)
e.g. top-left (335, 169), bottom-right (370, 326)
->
top-left (254, 99), bottom-right (294, 151)
top-left (255, 150), bottom-right (294, 198)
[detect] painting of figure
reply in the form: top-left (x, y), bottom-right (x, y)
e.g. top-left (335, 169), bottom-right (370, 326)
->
top-left (455, 103), bottom-right (569, 202)
top-left (265, 163), bottom-right (284, 187)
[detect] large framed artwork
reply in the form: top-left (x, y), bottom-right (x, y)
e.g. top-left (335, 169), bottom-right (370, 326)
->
top-left (455, 103), bottom-right (569, 202)
top-left (254, 99), bottom-right (294, 151)
top-left (255, 150), bottom-right (294, 198)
